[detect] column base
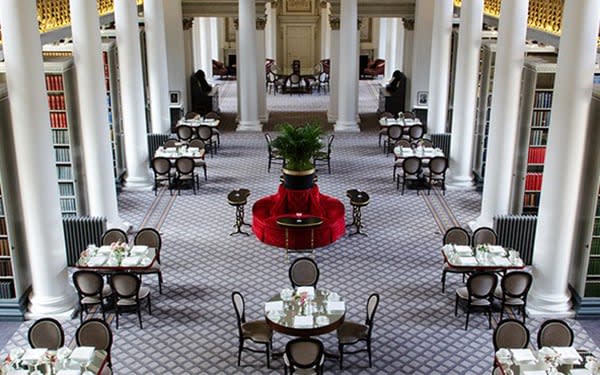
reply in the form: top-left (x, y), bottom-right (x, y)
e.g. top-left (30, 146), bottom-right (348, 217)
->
top-left (446, 169), bottom-right (475, 189)
top-left (334, 120), bottom-right (360, 132)
top-left (237, 120), bottom-right (263, 132)
top-left (468, 214), bottom-right (493, 231)
top-left (258, 111), bottom-right (270, 124)
top-left (123, 174), bottom-right (153, 190)
top-left (527, 288), bottom-right (574, 317)
top-left (26, 283), bottom-right (77, 319)
top-left (327, 111), bottom-right (338, 123)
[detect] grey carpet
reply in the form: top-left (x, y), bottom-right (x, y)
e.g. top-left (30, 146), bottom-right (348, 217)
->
top-left (1, 132), bottom-right (598, 375)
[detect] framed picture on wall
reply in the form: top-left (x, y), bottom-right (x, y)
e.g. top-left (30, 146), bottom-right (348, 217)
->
top-left (225, 17), bottom-right (236, 42)
top-left (360, 18), bottom-right (372, 43)
top-left (169, 91), bottom-right (181, 106)
top-left (417, 91), bottom-right (429, 106)
top-left (284, 0), bottom-right (313, 14)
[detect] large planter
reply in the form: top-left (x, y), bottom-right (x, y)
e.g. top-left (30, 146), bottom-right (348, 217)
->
top-left (282, 168), bottom-right (315, 190)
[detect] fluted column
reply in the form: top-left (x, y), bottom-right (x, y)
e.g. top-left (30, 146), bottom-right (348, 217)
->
top-left (334, 0), bottom-right (360, 132)
top-left (69, 0), bottom-right (125, 228)
top-left (426, 0), bottom-right (453, 134)
top-left (144, 0), bottom-right (171, 133)
top-left (378, 18), bottom-right (389, 63)
top-left (237, 0), bottom-right (261, 131)
top-left (320, 1), bottom-right (331, 59)
top-left (0, 0), bottom-right (75, 317)
top-left (528, 0), bottom-right (600, 315)
top-left (197, 17), bottom-right (214, 78)
top-left (265, 2), bottom-right (278, 59)
top-left (256, 17), bottom-right (268, 123)
top-left (327, 16), bottom-right (340, 123)
top-left (402, 18), bottom-right (415, 110)
top-left (473, 0), bottom-right (529, 228)
top-left (115, 0), bottom-right (152, 188)
top-left (210, 18), bottom-right (220, 62)
top-left (447, 0), bottom-right (484, 188)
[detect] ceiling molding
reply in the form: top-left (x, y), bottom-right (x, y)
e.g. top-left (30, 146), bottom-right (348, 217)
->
top-left (328, 0), bottom-right (415, 17)
top-left (182, 0), bottom-right (268, 18)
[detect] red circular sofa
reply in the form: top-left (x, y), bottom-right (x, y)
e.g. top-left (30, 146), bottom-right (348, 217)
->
top-left (252, 184), bottom-right (345, 249)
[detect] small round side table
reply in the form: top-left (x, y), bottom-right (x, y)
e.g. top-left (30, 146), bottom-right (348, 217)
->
top-left (346, 189), bottom-right (369, 237)
top-left (227, 189), bottom-right (251, 236)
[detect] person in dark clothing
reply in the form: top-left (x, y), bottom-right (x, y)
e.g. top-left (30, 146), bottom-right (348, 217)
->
top-left (191, 69), bottom-right (213, 114)
top-left (386, 70), bottom-right (404, 93)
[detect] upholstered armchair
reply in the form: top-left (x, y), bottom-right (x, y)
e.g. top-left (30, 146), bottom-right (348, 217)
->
top-left (212, 59), bottom-right (228, 78)
top-left (363, 59), bottom-right (385, 78)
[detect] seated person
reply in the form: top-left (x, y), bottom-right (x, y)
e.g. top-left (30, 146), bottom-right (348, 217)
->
top-left (190, 69), bottom-right (213, 114)
top-left (385, 70), bottom-right (406, 94)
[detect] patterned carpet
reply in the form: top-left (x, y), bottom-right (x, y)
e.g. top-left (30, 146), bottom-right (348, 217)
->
top-left (2, 132), bottom-right (599, 374)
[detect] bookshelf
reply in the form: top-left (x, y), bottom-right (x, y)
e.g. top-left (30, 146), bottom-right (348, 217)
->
top-left (0, 84), bottom-right (29, 319)
top-left (472, 42), bottom-right (557, 188)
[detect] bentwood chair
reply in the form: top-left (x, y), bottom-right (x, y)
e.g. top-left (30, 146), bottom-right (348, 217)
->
top-left (494, 271), bottom-right (533, 323)
top-left (392, 139), bottom-right (412, 181)
top-left (289, 257), bottom-right (320, 288)
top-left (151, 157), bottom-right (174, 196)
top-left (313, 134), bottom-right (334, 174)
top-left (28, 318), bottom-right (65, 350)
top-left (407, 124), bottom-right (425, 143)
top-left (455, 271), bottom-right (497, 330)
top-left (204, 111), bottom-right (221, 148)
top-left (231, 291), bottom-right (273, 369)
top-left (101, 228), bottom-right (128, 246)
top-left (441, 226), bottom-right (471, 293)
top-left (337, 293), bottom-right (380, 369)
top-left (73, 270), bottom-right (113, 322)
top-left (400, 111), bottom-right (417, 120)
top-left (472, 227), bottom-right (498, 246)
top-left (537, 319), bottom-right (574, 349)
top-left (493, 319), bottom-right (531, 374)
top-left (110, 272), bottom-right (152, 329)
top-left (378, 112), bottom-right (394, 147)
top-left (184, 111), bottom-right (200, 120)
top-left (163, 139), bottom-right (178, 148)
top-left (197, 125), bottom-right (217, 157)
top-left (425, 156), bottom-right (448, 195)
top-left (265, 133), bottom-right (285, 172)
top-left (175, 157), bottom-right (201, 195)
top-left (384, 124), bottom-right (404, 156)
top-left (76, 319), bottom-right (114, 373)
top-left (284, 337), bottom-right (325, 374)
top-left (176, 125), bottom-right (194, 142)
top-left (134, 228), bottom-right (163, 294)
top-left (397, 156), bottom-right (422, 195)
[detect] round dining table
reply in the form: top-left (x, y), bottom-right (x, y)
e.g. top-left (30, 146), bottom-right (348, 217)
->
top-left (264, 289), bottom-right (345, 337)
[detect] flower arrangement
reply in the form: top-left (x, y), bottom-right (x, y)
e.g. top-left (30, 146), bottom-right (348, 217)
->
top-left (295, 291), bottom-right (309, 315)
top-left (110, 241), bottom-right (129, 262)
top-left (586, 356), bottom-right (600, 374)
top-left (538, 347), bottom-right (561, 372)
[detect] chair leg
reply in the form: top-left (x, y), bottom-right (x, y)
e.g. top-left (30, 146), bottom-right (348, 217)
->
top-left (488, 308), bottom-right (492, 329)
top-left (454, 295), bottom-right (459, 317)
top-left (158, 272), bottom-right (163, 294)
top-left (137, 305), bottom-right (143, 329)
top-left (367, 340), bottom-right (372, 368)
top-left (339, 344), bottom-right (344, 370)
top-left (237, 341), bottom-right (243, 366)
top-left (266, 342), bottom-right (271, 369)
top-left (115, 306), bottom-right (120, 329)
top-left (268, 157), bottom-right (272, 172)
top-left (465, 311), bottom-right (470, 330)
top-left (441, 270), bottom-right (447, 293)
top-left (147, 294), bottom-right (152, 315)
top-left (328, 159), bottom-right (331, 174)
top-left (203, 166), bottom-right (207, 181)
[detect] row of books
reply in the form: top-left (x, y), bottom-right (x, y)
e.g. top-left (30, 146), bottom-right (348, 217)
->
top-left (56, 166), bottom-right (73, 180)
top-left (587, 259), bottom-right (600, 276)
top-left (0, 218), bottom-right (6, 234)
top-left (594, 218), bottom-right (600, 237)
top-left (48, 94), bottom-right (66, 110)
top-left (51, 129), bottom-right (70, 144)
top-left (531, 111), bottom-right (551, 127)
top-left (54, 148), bottom-right (71, 163)
top-left (0, 260), bottom-right (13, 277)
top-left (45, 75), bottom-right (64, 91)
top-left (528, 147), bottom-right (546, 164)
top-left (49, 112), bottom-right (68, 129)
top-left (60, 198), bottom-right (77, 212)
top-left (0, 280), bottom-right (15, 299)
top-left (591, 238), bottom-right (600, 255)
top-left (523, 192), bottom-right (540, 207)
top-left (0, 239), bottom-right (10, 256)
top-left (530, 130), bottom-right (548, 146)
top-left (525, 173), bottom-right (544, 191)
top-left (533, 91), bottom-right (553, 108)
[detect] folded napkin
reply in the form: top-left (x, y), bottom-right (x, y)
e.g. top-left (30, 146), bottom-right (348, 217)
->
top-left (458, 256), bottom-right (478, 266)
top-left (70, 346), bottom-right (95, 362)
top-left (86, 256), bottom-right (107, 267)
top-left (130, 245), bottom-right (148, 255)
top-left (488, 245), bottom-right (506, 255)
top-left (294, 316), bottom-right (313, 328)
top-left (265, 301), bottom-right (284, 312)
top-left (511, 348), bottom-right (537, 363)
top-left (9, 371), bottom-right (28, 375)
top-left (492, 257), bottom-right (512, 267)
top-left (120, 256), bottom-right (141, 267)
top-left (98, 246), bottom-right (112, 255)
top-left (56, 370), bottom-right (81, 375)
top-left (569, 369), bottom-right (592, 375)
top-left (188, 147), bottom-right (199, 153)
top-left (454, 246), bottom-right (473, 255)
top-left (327, 301), bottom-right (345, 313)
top-left (297, 286), bottom-right (315, 298)
top-left (21, 348), bottom-right (47, 362)
top-left (553, 346), bottom-right (582, 363)
top-left (165, 147), bottom-right (176, 153)
top-left (522, 371), bottom-right (547, 375)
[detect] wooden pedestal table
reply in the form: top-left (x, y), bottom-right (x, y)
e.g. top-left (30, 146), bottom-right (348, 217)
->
top-left (346, 189), bottom-right (370, 236)
top-left (227, 189), bottom-right (251, 236)
top-left (276, 216), bottom-right (323, 261)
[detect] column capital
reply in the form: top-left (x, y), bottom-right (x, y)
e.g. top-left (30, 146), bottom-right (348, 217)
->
top-left (270, 0), bottom-right (279, 8)
top-left (233, 17), bottom-right (239, 30)
top-left (256, 16), bottom-right (267, 30)
top-left (357, 17), bottom-right (362, 30)
top-left (329, 16), bottom-right (340, 30)
top-left (402, 18), bottom-right (415, 30)
top-left (320, 1), bottom-right (328, 9)
top-left (182, 17), bottom-right (194, 30)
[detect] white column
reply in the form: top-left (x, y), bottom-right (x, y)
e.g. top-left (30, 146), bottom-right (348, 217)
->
top-left (162, 0), bottom-right (187, 109)
top-left (320, 2), bottom-right (331, 59)
top-left (256, 17), bottom-right (268, 123)
top-left (210, 18), bottom-right (220, 63)
top-left (393, 19), bottom-right (405, 73)
top-left (114, 0), bottom-right (152, 188)
top-left (386, 19), bottom-right (397, 72)
top-left (472, 0), bottom-right (529, 229)
top-left (144, 0), bottom-right (171, 133)
top-left (192, 18), bottom-right (202, 72)
top-left (265, 2), bottom-right (278, 59)
top-left (378, 18), bottom-right (389, 61)
top-left (334, 0), bottom-right (360, 132)
top-left (69, 0), bottom-right (126, 229)
top-left (410, 0), bottom-right (435, 109)
top-left (0, 0), bottom-right (75, 317)
top-left (426, 0), bottom-right (453, 134)
top-left (327, 17), bottom-right (340, 123)
top-left (237, 0), bottom-right (261, 131)
top-left (402, 18), bottom-right (415, 109)
top-left (447, 0), bottom-right (484, 188)
top-left (528, 0), bottom-right (600, 315)
top-left (198, 17), bottom-right (214, 78)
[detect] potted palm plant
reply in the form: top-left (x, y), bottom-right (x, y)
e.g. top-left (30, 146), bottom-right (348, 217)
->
top-left (271, 121), bottom-right (323, 189)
